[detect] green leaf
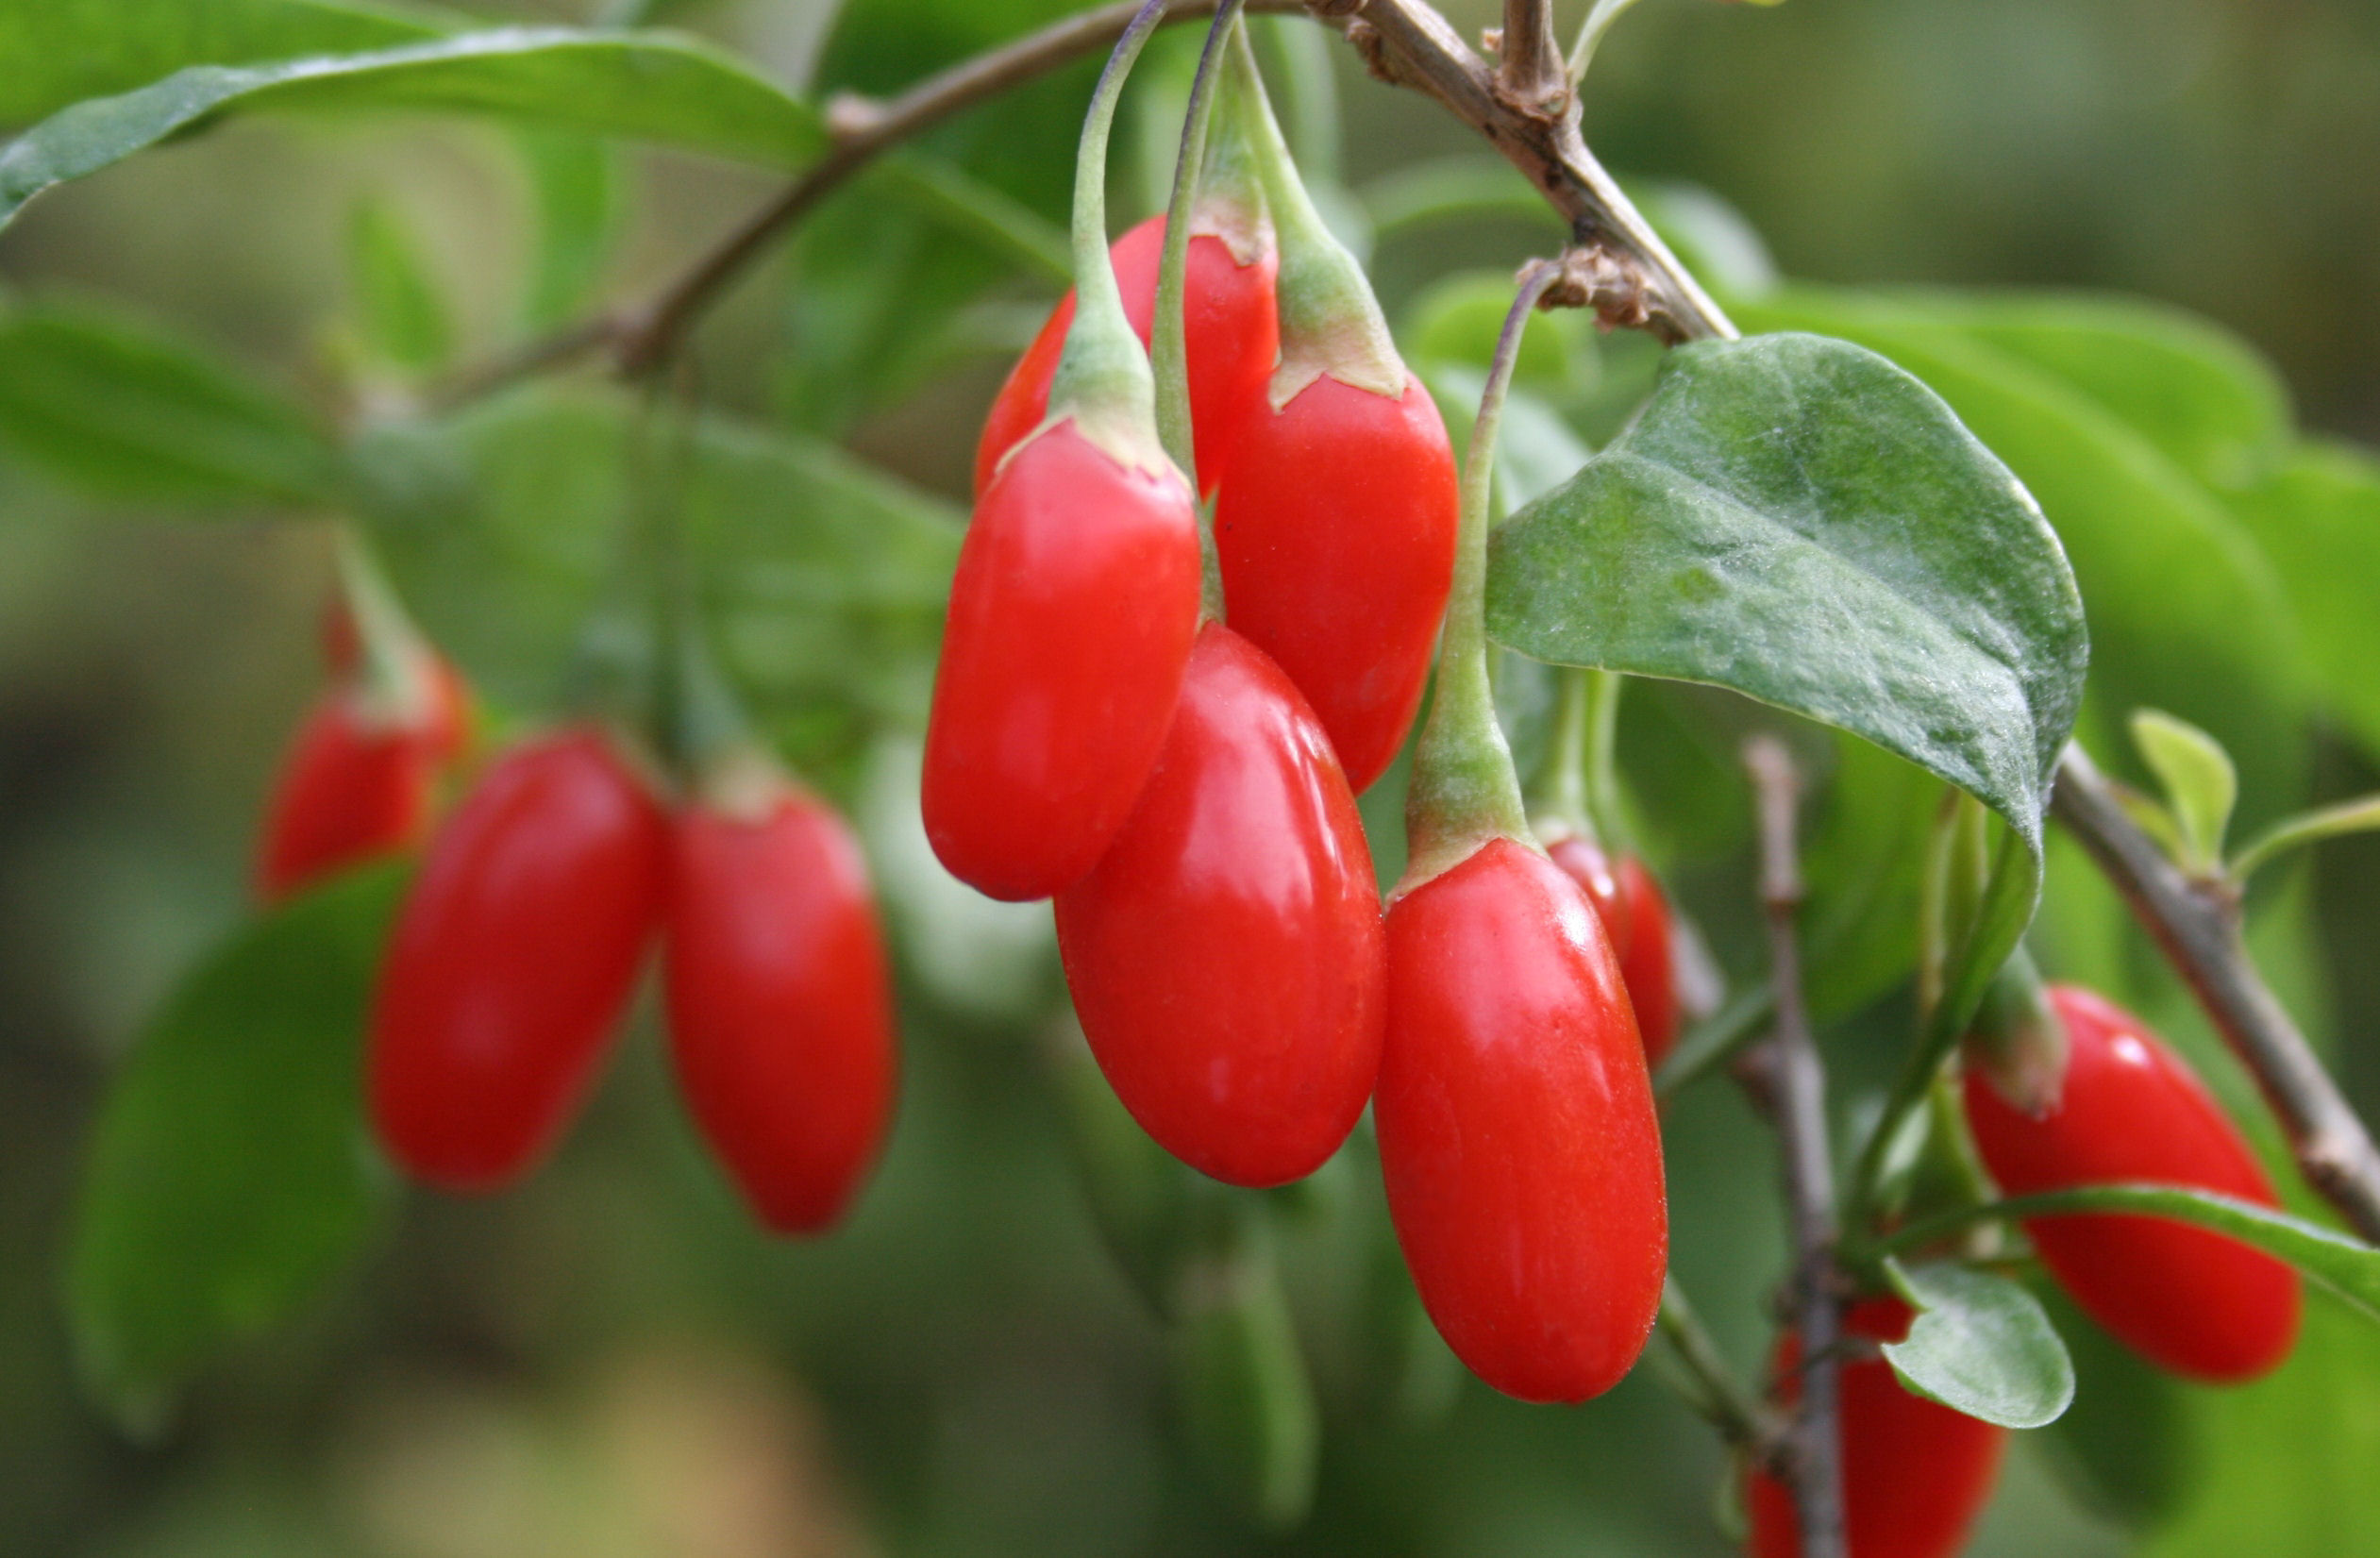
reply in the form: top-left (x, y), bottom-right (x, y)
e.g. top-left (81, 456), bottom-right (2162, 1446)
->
top-left (347, 197), bottom-right (453, 373)
top-left (1487, 332), bottom-right (2087, 1021)
top-left (0, 301), bottom-right (339, 505)
top-left (0, 0), bottom-right (445, 127)
top-left (511, 129), bottom-right (622, 329)
top-left (2227, 442), bottom-right (2380, 764)
top-left (0, 28), bottom-right (826, 234)
top-left (1880, 1258), bottom-right (2075, 1429)
top-left (1732, 289), bottom-right (2312, 816)
top-left (1898, 1183), bottom-right (2380, 1324)
top-left (2231, 794), bottom-right (2380, 883)
top-left (346, 388), bottom-right (961, 731)
top-left (64, 866), bottom-right (405, 1428)
top-left (2129, 708), bottom-right (2237, 875)
top-left (1172, 1256), bottom-right (1321, 1532)
top-left (1900, 292), bottom-right (2292, 493)
top-left (2032, 1281), bottom-right (2198, 1532)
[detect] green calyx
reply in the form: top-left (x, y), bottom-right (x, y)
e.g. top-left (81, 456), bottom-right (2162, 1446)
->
top-left (1961, 947), bottom-right (2068, 1116)
top-left (1044, 0), bottom-right (1180, 479)
top-left (329, 525), bottom-right (446, 733)
top-left (1398, 266), bottom-right (1562, 896)
top-left (1221, 28), bottom-right (1403, 407)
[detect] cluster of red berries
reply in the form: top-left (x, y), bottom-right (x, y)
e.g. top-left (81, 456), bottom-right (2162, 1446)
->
top-left (1746, 982), bottom-right (2300, 1558)
top-left (256, 607), bottom-right (897, 1236)
top-left (929, 99), bottom-right (1685, 1407)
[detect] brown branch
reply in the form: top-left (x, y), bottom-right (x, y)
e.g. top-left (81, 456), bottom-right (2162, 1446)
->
top-left (1344, 0), bottom-right (1735, 343)
top-left (1742, 734), bottom-right (1846, 1558)
top-left (2052, 743), bottom-right (2380, 1245)
top-left (1495, 0), bottom-right (1570, 116)
top-left (436, 0), bottom-right (1309, 405)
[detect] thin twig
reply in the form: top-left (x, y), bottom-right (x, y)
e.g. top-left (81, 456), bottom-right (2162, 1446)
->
top-left (435, 0), bottom-right (1308, 405)
top-left (1655, 1278), bottom-right (1788, 1459)
top-left (1340, 0), bottom-right (1734, 343)
top-left (1495, 0), bottom-right (1569, 115)
top-left (1742, 734), bottom-right (1845, 1558)
top-left (2051, 743), bottom-right (2380, 1244)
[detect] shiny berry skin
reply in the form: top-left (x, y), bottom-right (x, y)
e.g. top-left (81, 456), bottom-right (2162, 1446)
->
top-left (367, 729), bottom-right (667, 1191)
top-left (1545, 836), bottom-right (1683, 1067)
top-left (1374, 838), bottom-right (1667, 1403)
top-left (254, 693), bottom-right (444, 902)
top-left (1962, 983), bottom-right (2301, 1382)
top-left (1214, 373), bottom-right (1457, 793)
top-left (665, 789), bottom-right (897, 1234)
top-left (973, 214), bottom-right (1279, 496)
top-left (1746, 1298), bottom-right (2007, 1558)
top-left (923, 422), bottom-right (1203, 902)
top-left (1055, 625), bottom-right (1384, 1187)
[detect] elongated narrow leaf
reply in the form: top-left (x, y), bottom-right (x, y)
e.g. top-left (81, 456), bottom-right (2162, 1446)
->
top-left (1882, 1258), bottom-right (2075, 1429)
top-left (0, 28), bottom-right (825, 233)
top-left (1488, 333), bottom-right (2087, 1015)
top-left (0, 302), bottom-right (340, 504)
top-left (513, 129), bottom-right (624, 329)
top-left (0, 0), bottom-right (444, 127)
top-left (1984, 1184), bottom-right (2380, 1323)
top-left (65, 867), bottom-right (405, 1428)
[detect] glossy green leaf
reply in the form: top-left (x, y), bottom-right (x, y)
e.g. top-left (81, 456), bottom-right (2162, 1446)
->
top-left (347, 197), bottom-right (452, 372)
top-left (1733, 289), bottom-right (2312, 815)
top-left (64, 867), bottom-right (405, 1428)
top-left (2227, 442), bottom-right (2380, 763)
top-left (0, 302), bottom-right (339, 505)
top-left (2129, 708), bottom-right (2237, 874)
top-left (1880, 1258), bottom-right (2074, 1429)
top-left (1488, 332), bottom-right (2084, 932)
top-left (0, 0), bottom-right (444, 127)
top-left (346, 388), bottom-right (960, 729)
top-left (0, 28), bottom-right (826, 234)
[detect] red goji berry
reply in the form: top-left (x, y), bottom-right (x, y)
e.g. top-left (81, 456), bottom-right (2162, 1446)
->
top-left (1056, 624), bottom-right (1383, 1187)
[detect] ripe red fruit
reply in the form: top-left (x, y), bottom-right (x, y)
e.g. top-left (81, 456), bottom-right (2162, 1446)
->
top-left (367, 728), bottom-right (667, 1191)
top-left (1961, 983), bottom-right (2301, 1382)
top-left (1544, 835), bottom-right (1682, 1066)
top-left (255, 693), bottom-right (444, 902)
top-left (922, 421), bottom-right (1202, 902)
top-left (1374, 838), bottom-right (1666, 1403)
top-left (1055, 625), bottom-right (1384, 1187)
top-left (1214, 373), bottom-right (1457, 793)
top-left (666, 784), bottom-right (897, 1234)
top-left (1745, 1298), bottom-right (2007, 1558)
top-left (973, 214), bottom-right (1278, 496)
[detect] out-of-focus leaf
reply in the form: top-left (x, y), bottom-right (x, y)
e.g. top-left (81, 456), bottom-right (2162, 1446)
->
top-left (1360, 155), bottom-right (1562, 243)
top-left (1403, 271), bottom-right (1589, 395)
top-left (2033, 1280), bottom-right (2199, 1533)
top-left (0, 302), bottom-right (339, 505)
top-left (1623, 178), bottom-right (1780, 302)
top-left (1488, 332), bottom-right (2087, 1033)
top-left (1172, 1255), bottom-right (1320, 1532)
top-left (0, 28), bottom-right (827, 233)
top-left (64, 866), bottom-right (405, 1429)
top-left (1902, 291), bottom-right (2293, 493)
top-left (1733, 289), bottom-right (2313, 817)
top-left (0, 0), bottom-right (444, 127)
top-left (347, 388), bottom-right (960, 729)
top-left (1881, 1258), bottom-right (2074, 1429)
top-left (1801, 731), bottom-right (1940, 1022)
top-left (513, 129), bottom-right (622, 330)
top-left (348, 197), bottom-right (452, 373)
top-left (2149, 1295), bottom-right (2380, 1557)
top-left (2227, 442), bottom-right (2380, 764)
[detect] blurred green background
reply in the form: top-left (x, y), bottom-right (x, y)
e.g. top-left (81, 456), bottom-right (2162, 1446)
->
top-left (4, 1), bottom-right (2379, 1554)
